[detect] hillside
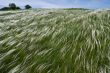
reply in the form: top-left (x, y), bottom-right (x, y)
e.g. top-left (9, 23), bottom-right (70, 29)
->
top-left (0, 9), bottom-right (110, 73)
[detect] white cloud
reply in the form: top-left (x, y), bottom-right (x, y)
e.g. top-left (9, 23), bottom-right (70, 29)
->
top-left (32, 1), bottom-right (64, 8)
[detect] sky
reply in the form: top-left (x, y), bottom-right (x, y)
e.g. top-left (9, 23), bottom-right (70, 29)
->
top-left (0, 0), bottom-right (110, 9)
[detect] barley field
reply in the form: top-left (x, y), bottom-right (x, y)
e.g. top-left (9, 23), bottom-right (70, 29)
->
top-left (0, 9), bottom-right (110, 73)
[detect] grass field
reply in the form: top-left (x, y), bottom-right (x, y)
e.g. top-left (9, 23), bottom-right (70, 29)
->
top-left (0, 9), bottom-right (110, 73)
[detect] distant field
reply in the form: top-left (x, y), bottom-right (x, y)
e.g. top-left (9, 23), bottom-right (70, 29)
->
top-left (0, 9), bottom-right (110, 73)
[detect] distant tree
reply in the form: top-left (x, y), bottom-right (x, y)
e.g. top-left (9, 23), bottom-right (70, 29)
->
top-left (16, 7), bottom-right (21, 10)
top-left (25, 5), bottom-right (32, 9)
top-left (9, 3), bottom-right (16, 10)
top-left (0, 7), bottom-right (10, 11)
top-left (0, 3), bottom-right (21, 11)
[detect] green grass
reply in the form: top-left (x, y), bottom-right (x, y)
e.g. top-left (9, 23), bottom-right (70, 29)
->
top-left (0, 9), bottom-right (110, 73)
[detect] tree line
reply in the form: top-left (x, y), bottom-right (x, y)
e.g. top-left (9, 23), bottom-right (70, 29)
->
top-left (0, 3), bottom-right (32, 11)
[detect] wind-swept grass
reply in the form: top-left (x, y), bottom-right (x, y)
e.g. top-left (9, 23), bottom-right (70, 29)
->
top-left (0, 9), bottom-right (110, 73)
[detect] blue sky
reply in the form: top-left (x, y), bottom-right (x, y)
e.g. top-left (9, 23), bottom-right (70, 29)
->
top-left (0, 0), bottom-right (110, 9)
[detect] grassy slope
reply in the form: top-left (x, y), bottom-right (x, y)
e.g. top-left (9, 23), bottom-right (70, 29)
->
top-left (0, 9), bottom-right (110, 73)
